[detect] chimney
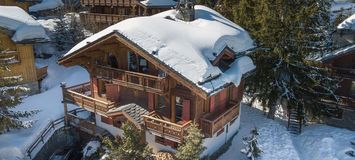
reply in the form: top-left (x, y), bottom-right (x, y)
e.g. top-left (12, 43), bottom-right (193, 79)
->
top-left (176, 0), bottom-right (196, 22)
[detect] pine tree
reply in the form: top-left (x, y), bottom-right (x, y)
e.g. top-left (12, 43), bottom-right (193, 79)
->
top-left (0, 46), bottom-right (38, 133)
top-left (230, 0), bottom-right (339, 120)
top-left (102, 122), bottom-right (152, 160)
top-left (175, 123), bottom-right (205, 160)
top-left (67, 14), bottom-right (86, 45)
top-left (241, 127), bottom-right (262, 160)
top-left (53, 16), bottom-right (72, 52)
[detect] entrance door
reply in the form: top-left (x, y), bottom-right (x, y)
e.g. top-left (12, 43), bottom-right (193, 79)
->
top-left (175, 96), bottom-right (190, 122)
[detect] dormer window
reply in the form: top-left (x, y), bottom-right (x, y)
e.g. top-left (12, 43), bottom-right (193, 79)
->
top-left (212, 47), bottom-right (236, 72)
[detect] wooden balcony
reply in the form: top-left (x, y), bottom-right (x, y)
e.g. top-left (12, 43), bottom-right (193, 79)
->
top-left (0, 50), bottom-right (20, 64)
top-left (67, 112), bottom-right (97, 135)
top-left (94, 65), bottom-right (167, 94)
top-left (143, 111), bottom-right (192, 143)
top-left (63, 82), bottom-right (116, 114)
top-left (331, 66), bottom-right (355, 79)
top-left (200, 102), bottom-right (240, 137)
top-left (81, 12), bottom-right (135, 25)
top-left (320, 96), bottom-right (355, 110)
top-left (81, 0), bottom-right (135, 7)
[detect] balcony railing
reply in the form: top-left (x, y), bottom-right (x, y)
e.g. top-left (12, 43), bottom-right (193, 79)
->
top-left (331, 66), bottom-right (355, 79)
top-left (80, 12), bottom-right (135, 25)
top-left (81, 0), bottom-right (135, 7)
top-left (67, 112), bottom-right (97, 135)
top-left (94, 65), bottom-right (167, 94)
top-left (63, 82), bottom-right (116, 114)
top-left (143, 111), bottom-right (192, 143)
top-left (200, 102), bottom-right (240, 137)
top-left (320, 96), bottom-right (355, 110)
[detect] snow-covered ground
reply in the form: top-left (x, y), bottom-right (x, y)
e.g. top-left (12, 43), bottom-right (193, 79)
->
top-left (0, 16), bottom-right (89, 160)
top-left (220, 104), bottom-right (355, 160)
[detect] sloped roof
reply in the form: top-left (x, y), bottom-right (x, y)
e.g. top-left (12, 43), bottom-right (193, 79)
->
top-left (29, 0), bottom-right (64, 12)
top-left (139, 0), bottom-right (176, 7)
top-left (316, 44), bottom-right (355, 62)
top-left (107, 103), bottom-right (149, 125)
top-left (338, 14), bottom-right (355, 30)
top-left (61, 5), bottom-right (255, 94)
top-left (0, 6), bottom-right (49, 43)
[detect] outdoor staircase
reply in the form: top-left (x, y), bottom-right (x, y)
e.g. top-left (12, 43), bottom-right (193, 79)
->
top-left (287, 108), bottom-right (302, 135)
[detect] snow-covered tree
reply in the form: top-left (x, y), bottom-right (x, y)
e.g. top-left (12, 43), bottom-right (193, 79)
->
top-left (226, 0), bottom-right (339, 120)
top-left (102, 122), bottom-right (152, 160)
top-left (175, 123), bottom-right (205, 160)
top-left (0, 46), bottom-right (38, 133)
top-left (241, 127), bottom-right (262, 160)
top-left (67, 14), bottom-right (86, 45)
top-left (53, 16), bottom-right (72, 52)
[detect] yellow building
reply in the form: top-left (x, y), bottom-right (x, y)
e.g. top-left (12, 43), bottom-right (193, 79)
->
top-left (0, 6), bottom-right (49, 93)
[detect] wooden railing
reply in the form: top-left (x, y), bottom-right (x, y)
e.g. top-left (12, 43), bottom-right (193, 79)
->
top-left (67, 112), bottom-right (97, 135)
top-left (25, 108), bottom-right (84, 159)
top-left (36, 66), bottom-right (48, 80)
top-left (330, 66), bottom-right (355, 79)
top-left (63, 82), bottom-right (116, 114)
top-left (0, 50), bottom-right (20, 64)
top-left (94, 65), bottom-right (167, 94)
top-left (80, 12), bottom-right (135, 25)
top-left (200, 102), bottom-right (240, 137)
top-left (320, 96), bottom-right (355, 110)
top-left (143, 111), bottom-right (192, 143)
top-left (81, 0), bottom-right (135, 6)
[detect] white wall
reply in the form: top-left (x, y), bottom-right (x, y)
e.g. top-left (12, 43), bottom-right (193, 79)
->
top-left (201, 114), bottom-right (241, 157)
top-left (145, 131), bottom-right (176, 153)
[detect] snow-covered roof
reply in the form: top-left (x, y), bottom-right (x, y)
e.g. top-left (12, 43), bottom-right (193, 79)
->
top-left (29, 0), bottom-right (64, 12)
top-left (139, 0), bottom-right (176, 7)
top-left (331, 1), bottom-right (355, 13)
top-left (316, 44), bottom-right (355, 62)
top-left (63, 5), bottom-right (255, 94)
top-left (0, 6), bottom-right (49, 43)
top-left (337, 14), bottom-right (355, 29)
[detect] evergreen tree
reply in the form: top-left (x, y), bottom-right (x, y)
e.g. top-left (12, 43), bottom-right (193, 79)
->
top-left (103, 122), bottom-right (152, 160)
top-left (67, 14), bottom-right (86, 45)
top-left (53, 16), bottom-right (72, 52)
top-left (175, 123), bottom-right (205, 160)
top-left (229, 0), bottom-right (339, 120)
top-left (0, 46), bottom-right (38, 133)
top-left (241, 127), bottom-right (262, 160)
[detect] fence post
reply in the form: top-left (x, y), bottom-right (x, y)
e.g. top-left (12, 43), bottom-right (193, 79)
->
top-left (61, 82), bottom-right (69, 127)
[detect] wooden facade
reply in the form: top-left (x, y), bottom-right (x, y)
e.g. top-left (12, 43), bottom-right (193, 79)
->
top-left (59, 33), bottom-right (246, 144)
top-left (80, 0), bottom-right (175, 29)
top-left (0, 31), bottom-right (47, 93)
top-left (0, 0), bottom-right (30, 10)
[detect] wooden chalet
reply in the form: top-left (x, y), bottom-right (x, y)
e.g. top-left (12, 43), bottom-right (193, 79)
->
top-left (80, 0), bottom-right (176, 29)
top-left (319, 44), bottom-right (355, 131)
top-left (0, 6), bottom-right (48, 94)
top-left (59, 3), bottom-right (256, 155)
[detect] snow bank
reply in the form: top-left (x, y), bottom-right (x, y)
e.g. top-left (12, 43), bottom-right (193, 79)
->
top-left (338, 14), bottom-right (355, 29)
top-left (0, 6), bottom-right (49, 42)
top-left (63, 5), bottom-right (255, 94)
top-left (29, 0), bottom-right (64, 12)
top-left (83, 141), bottom-right (100, 158)
top-left (139, 0), bottom-right (176, 7)
top-left (0, 57), bottom-right (89, 159)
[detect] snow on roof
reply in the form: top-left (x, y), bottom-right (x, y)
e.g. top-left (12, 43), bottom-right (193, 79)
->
top-left (0, 6), bottom-right (49, 43)
top-left (316, 44), bottom-right (355, 62)
top-left (337, 14), bottom-right (355, 29)
top-left (331, 1), bottom-right (355, 13)
top-left (139, 0), bottom-right (176, 7)
top-left (63, 5), bottom-right (255, 94)
top-left (29, 0), bottom-right (64, 12)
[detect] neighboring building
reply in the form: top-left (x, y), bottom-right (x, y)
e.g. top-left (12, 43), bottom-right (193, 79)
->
top-left (318, 44), bottom-right (355, 131)
top-left (0, 6), bottom-right (49, 93)
top-left (80, 0), bottom-right (176, 29)
top-left (0, 0), bottom-right (39, 11)
top-left (59, 4), bottom-right (255, 157)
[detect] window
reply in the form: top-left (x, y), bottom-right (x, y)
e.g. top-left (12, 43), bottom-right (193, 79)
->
top-left (128, 52), bottom-right (138, 71)
top-left (108, 53), bottom-right (118, 68)
top-left (113, 116), bottom-right (126, 128)
top-left (351, 81), bottom-right (355, 96)
top-left (175, 96), bottom-right (183, 122)
top-left (158, 96), bottom-right (165, 109)
top-left (212, 47), bottom-right (235, 72)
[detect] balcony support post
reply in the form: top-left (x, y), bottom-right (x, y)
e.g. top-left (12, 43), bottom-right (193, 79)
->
top-left (61, 82), bottom-right (69, 126)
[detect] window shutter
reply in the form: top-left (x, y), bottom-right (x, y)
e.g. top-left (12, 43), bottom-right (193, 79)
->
top-left (210, 96), bottom-right (216, 112)
top-left (182, 99), bottom-right (190, 121)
